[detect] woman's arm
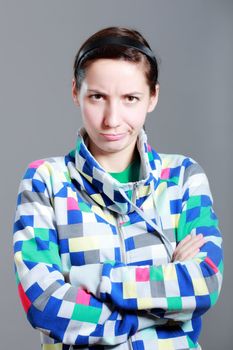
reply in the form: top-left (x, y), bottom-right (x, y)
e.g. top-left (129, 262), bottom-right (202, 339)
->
top-left (72, 160), bottom-right (224, 322)
top-left (13, 161), bottom-right (167, 347)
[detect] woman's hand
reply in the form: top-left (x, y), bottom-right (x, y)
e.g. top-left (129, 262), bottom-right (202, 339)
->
top-left (172, 234), bottom-right (206, 262)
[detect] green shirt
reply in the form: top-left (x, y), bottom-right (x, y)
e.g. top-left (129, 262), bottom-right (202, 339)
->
top-left (109, 153), bottom-right (140, 183)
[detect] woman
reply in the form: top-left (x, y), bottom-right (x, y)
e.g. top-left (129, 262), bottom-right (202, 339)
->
top-left (13, 27), bottom-right (223, 350)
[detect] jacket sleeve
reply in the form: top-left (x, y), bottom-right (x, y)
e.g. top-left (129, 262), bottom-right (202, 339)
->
top-left (73, 159), bottom-right (224, 322)
top-left (13, 161), bottom-right (165, 347)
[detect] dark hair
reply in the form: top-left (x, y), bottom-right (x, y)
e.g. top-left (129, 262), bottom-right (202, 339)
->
top-left (73, 26), bottom-right (159, 95)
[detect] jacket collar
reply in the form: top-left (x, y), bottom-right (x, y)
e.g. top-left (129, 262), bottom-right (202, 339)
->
top-left (69, 127), bottom-right (162, 215)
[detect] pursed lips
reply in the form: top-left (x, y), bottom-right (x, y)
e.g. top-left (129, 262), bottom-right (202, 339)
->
top-left (99, 132), bottom-right (127, 141)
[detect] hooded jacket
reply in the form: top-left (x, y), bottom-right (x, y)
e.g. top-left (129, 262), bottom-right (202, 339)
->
top-left (13, 127), bottom-right (223, 350)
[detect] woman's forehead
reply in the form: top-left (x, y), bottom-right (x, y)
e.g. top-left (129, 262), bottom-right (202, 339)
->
top-left (83, 59), bottom-right (148, 88)
top-left (86, 58), bottom-right (145, 72)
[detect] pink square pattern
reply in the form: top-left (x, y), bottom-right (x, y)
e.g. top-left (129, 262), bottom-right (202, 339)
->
top-left (136, 267), bottom-right (150, 281)
top-left (76, 288), bottom-right (91, 305)
top-left (161, 168), bottom-right (170, 179)
top-left (29, 160), bottom-right (45, 168)
top-left (205, 257), bottom-right (218, 273)
top-left (147, 144), bottom-right (152, 152)
top-left (67, 197), bottom-right (79, 210)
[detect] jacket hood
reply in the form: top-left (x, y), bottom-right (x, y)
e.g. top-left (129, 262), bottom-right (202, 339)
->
top-left (68, 127), bottom-right (162, 215)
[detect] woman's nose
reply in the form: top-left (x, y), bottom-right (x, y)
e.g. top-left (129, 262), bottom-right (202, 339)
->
top-left (103, 100), bottom-right (121, 128)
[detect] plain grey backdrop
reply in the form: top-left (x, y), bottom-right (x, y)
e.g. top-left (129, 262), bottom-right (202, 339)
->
top-left (0, 0), bottom-right (232, 349)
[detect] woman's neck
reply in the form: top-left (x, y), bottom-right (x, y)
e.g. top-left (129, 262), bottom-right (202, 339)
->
top-left (88, 140), bottom-right (138, 173)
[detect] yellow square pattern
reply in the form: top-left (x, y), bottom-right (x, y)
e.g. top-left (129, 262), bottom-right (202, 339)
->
top-left (171, 213), bottom-right (180, 229)
top-left (42, 344), bottom-right (63, 350)
top-left (137, 297), bottom-right (154, 309)
top-left (67, 186), bottom-right (78, 199)
top-left (91, 193), bottom-right (106, 207)
top-left (138, 185), bottom-right (150, 197)
top-left (163, 263), bottom-right (177, 281)
top-left (69, 236), bottom-right (99, 252)
top-left (162, 158), bottom-right (171, 168)
top-left (123, 281), bottom-right (137, 299)
top-left (192, 278), bottom-right (209, 296)
top-left (80, 170), bottom-right (92, 183)
top-left (158, 338), bottom-right (174, 350)
top-left (14, 251), bottom-right (23, 263)
top-left (154, 182), bottom-right (167, 197)
top-left (38, 163), bottom-right (48, 175)
top-left (91, 205), bottom-right (115, 224)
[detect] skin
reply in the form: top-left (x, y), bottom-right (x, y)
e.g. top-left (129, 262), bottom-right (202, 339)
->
top-left (72, 57), bottom-right (206, 260)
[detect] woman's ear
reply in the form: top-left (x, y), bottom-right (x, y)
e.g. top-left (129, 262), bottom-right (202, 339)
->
top-left (147, 84), bottom-right (159, 113)
top-left (72, 78), bottom-right (80, 106)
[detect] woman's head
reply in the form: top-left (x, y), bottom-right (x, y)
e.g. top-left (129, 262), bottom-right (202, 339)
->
top-left (72, 27), bottom-right (159, 170)
top-left (73, 26), bottom-right (159, 96)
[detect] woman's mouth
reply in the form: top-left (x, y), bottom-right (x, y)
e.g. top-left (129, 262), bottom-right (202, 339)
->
top-left (100, 133), bottom-right (126, 141)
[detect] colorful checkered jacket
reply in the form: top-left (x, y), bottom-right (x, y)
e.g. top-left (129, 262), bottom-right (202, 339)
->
top-left (13, 127), bottom-right (223, 350)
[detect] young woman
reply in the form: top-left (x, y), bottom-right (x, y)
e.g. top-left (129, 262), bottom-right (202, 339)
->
top-left (13, 27), bottom-right (223, 350)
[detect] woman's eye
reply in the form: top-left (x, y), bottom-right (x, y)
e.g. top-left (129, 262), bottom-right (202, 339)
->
top-left (126, 96), bottom-right (139, 103)
top-left (89, 94), bottom-right (103, 101)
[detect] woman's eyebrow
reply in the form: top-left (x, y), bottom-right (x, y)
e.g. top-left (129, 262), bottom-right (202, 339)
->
top-left (125, 91), bottom-right (144, 96)
top-left (87, 89), bottom-right (106, 94)
top-left (87, 89), bottom-right (144, 95)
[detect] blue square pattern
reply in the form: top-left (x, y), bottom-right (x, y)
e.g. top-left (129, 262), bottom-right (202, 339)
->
top-left (32, 179), bottom-right (46, 193)
top-left (170, 166), bottom-right (181, 178)
top-left (59, 238), bottom-right (69, 254)
top-left (14, 240), bottom-right (23, 253)
top-left (186, 207), bottom-right (201, 222)
top-left (114, 247), bottom-right (121, 261)
top-left (125, 237), bottom-right (135, 251)
top-left (70, 251), bottom-right (85, 266)
top-left (193, 295), bottom-right (211, 318)
top-left (170, 199), bottom-right (183, 214)
top-left (20, 215), bottom-right (34, 227)
top-left (176, 264), bottom-right (195, 296)
top-left (26, 282), bottom-right (44, 302)
top-left (23, 168), bottom-right (36, 179)
top-left (67, 209), bottom-right (83, 224)
top-left (35, 237), bottom-right (50, 251)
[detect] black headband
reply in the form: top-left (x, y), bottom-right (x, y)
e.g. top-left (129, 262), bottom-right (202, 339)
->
top-left (75, 36), bottom-right (157, 74)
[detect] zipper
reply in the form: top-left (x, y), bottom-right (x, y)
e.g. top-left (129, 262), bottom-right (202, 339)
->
top-left (115, 213), bottom-right (134, 350)
top-left (132, 182), bottom-right (138, 206)
top-left (128, 338), bottom-right (134, 350)
top-left (129, 183), bottom-right (138, 350)
top-left (115, 214), bottom-right (127, 264)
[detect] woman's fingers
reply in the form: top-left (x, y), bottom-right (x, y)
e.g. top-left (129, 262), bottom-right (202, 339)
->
top-left (179, 248), bottom-right (201, 261)
top-left (173, 235), bottom-right (204, 261)
top-left (172, 234), bottom-right (206, 262)
top-left (175, 233), bottom-right (192, 248)
top-left (173, 235), bottom-right (205, 261)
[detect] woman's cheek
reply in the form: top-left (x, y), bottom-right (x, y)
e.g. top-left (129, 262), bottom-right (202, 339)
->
top-left (83, 104), bottom-right (99, 120)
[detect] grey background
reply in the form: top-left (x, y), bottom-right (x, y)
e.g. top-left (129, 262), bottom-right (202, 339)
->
top-left (0, 0), bottom-right (232, 349)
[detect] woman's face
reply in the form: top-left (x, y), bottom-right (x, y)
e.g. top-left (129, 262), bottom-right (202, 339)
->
top-left (72, 58), bottom-right (159, 160)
